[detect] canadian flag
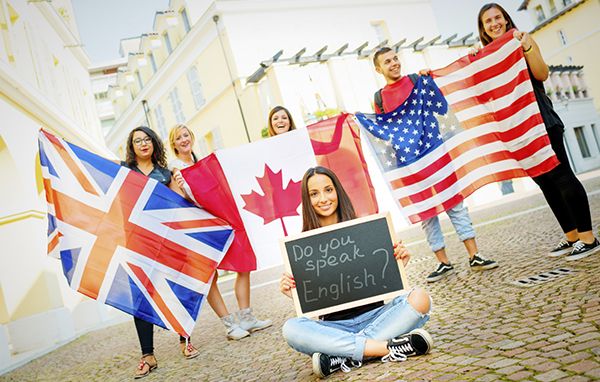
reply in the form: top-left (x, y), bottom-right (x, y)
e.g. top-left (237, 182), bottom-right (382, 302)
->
top-left (181, 114), bottom-right (377, 270)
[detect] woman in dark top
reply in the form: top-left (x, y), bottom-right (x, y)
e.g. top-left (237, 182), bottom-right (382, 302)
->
top-left (123, 126), bottom-right (200, 379)
top-left (279, 166), bottom-right (433, 378)
top-left (476, 3), bottom-right (598, 260)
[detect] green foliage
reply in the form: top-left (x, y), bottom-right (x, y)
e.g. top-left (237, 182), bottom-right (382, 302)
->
top-left (313, 108), bottom-right (341, 119)
top-left (261, 127), bottom-right (269, 138)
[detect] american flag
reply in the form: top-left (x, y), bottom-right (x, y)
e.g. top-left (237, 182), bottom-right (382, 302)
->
top-left (39, 130), bottom-right (234, 337)
top-left (357, 30), bottom-right (559, 223)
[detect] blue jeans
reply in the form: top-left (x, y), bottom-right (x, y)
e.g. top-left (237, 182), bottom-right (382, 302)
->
top-left (421, 201), bottom-right (475, 252)
top-left (282, 293), bottom-right (430, 361)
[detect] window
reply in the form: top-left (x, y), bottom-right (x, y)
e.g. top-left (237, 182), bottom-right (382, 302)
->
top-left (558, 29), bottom-right (568, 46)
top-left (592, 124), bottom-right (600, 153)
top-left (154, 105), bottom-right (167, 138)
top-left (135, 70), bottom-right (143, 91)
top-left (163, 31), bottom-right (172, 54)
top-left (562, 0), bottom-right (572, 6)
top-left (186, 66), bottom-right (205, 110)
top-left (370, 20), bottom-right (390, 43)
top-left (181, 8), bottom-right (191, 33)
top-left (169, 87), bottom-right (185, 123)
top-left (548, 0), bottom-right (557, 14)
top-left (94, 91), bottom-right (108, 100)
top-left (535, 5), bottom-right (546, 23)
top-left (149, 52), bottom-right (158, 73)
top-left (573, 126), bottom-right (591, 158)
top-left (204, 128), bottom-right (224, 152)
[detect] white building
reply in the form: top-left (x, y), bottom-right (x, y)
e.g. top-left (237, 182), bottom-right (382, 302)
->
top-left (0, 0), bottom-right (124, 374)
top-left (89, 57), bottom-right (127, 137)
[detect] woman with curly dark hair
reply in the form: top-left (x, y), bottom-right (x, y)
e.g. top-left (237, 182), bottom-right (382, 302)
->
top-left (122, 126), bottom-right (200, 378)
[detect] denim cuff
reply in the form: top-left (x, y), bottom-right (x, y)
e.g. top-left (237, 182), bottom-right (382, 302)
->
top-left (353, 334), bottom-right (367, 361)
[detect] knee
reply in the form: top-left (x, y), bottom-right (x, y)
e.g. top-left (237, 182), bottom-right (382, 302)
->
top-left (408, 287), bottom-right (431, 315)
top-left (282, 318), bottom-right (303, 345)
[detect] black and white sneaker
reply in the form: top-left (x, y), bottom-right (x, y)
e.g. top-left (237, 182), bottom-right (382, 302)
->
top-left (426, 262), bottom-right (454, 283)
top-left (469, 254), bottom-right (498, 270)
top-left (311, 353), bottom-right (361, 378)
top-left (566, 239), bottom-right (600, 261)
top-left (382, 328), bottom-right (433, 362)
top-left (548, 239), bottom-right (576, 257)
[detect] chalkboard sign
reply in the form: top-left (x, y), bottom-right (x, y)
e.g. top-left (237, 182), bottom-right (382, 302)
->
top-left (281, 212), bottom-right (409, 318)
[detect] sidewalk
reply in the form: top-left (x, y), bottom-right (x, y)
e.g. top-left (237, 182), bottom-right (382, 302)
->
top-left (1, 176), bottom-right (599, 381)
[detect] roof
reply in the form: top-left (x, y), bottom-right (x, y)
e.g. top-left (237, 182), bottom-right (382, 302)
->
top-left (548, 64), bottom-right (584, 73)
top-left (518, 0), bottom-right (529, 11)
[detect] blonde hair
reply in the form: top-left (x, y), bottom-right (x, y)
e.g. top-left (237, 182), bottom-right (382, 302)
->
top-left (168, 124), bottom-right (196, 156)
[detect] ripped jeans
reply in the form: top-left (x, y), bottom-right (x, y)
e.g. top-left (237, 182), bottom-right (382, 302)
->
top-left (282, 292), bottom-right (430, 361)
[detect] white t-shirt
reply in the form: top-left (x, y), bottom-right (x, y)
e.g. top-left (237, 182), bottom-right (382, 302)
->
top-left (168, 158), bottom-right (193, 171)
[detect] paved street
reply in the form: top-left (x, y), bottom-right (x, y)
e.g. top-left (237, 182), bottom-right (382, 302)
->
top-left (2, 176), bottom-right (599, 382)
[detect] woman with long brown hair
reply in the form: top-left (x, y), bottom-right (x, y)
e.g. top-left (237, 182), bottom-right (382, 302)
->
top-left (476, 3), bottom-right (598, 259)
top-left (280, 166), bottom-right (433, 378)
top-left (267, 106), bottom-right (296, 137)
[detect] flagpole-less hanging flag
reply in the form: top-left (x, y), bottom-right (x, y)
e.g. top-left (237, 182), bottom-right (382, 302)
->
top-left (357, 30), bottom-right (558, 224)
top-left (39, 129), bottom-right (234, 338)
top-left (181, 114), bottom-right (378, 271)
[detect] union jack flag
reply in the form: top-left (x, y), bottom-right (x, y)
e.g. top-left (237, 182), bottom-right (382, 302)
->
top-left (39, 130), bottom-right (234, 337)
top-left (358, 31), bottom-right (558, 223)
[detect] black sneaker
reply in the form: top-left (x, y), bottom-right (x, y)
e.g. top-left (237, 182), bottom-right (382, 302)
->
top-left (426, 262), bottom-right (454, 283)
top-left (382, 328), bottom-right (433, 362)
top-left (311, 353), bottom-right (361, 378)
top-left (469, 254), bottom-right (498, 270)
top-left (548, 239), bottom-right (576, 257)
top-left (566, 239), bottom-right (600, 261)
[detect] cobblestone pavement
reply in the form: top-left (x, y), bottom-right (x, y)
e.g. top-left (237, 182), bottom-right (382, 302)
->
top-left (2, 177), bottom-right (600, 382)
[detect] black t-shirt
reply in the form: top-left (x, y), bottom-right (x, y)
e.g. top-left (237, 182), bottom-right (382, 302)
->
top-left (321, 301), bottom-right (384, 321)
top-left (121, 161), bottom-right (171, 186)
top-left (529, 69), bottom-right (564, 132)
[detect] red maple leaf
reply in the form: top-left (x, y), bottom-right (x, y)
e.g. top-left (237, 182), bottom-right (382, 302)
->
top-left (241, 164), bottom-right (302, 236)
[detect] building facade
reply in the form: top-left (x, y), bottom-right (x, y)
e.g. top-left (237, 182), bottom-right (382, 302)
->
top-left (0, 0), bottom-right (124, 374)
top-left (518, 0), bottom-right (600, 172)
top-left (518, 0), bottom-right (600, 110)
top-left (103, 0), bottom-right (467, 154)
top-left (89, 58), bottom-right (127, 137)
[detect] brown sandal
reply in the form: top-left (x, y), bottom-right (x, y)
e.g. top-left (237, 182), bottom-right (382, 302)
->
top-left (181, 341), bottom-right (200, 359)
top-left (134, 354), bottom-right (157, 379)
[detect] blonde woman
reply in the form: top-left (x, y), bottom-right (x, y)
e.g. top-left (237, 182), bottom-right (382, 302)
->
top-left (168, 124), bottom-right (272, 340)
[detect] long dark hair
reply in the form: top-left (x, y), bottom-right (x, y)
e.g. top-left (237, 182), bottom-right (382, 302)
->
top-left (125, 126), bottom-right (167, 168)
top-left (267, 106), bottom-right (296, 137)
top-left (477, 3), bottom-right (517, 46)
top-left (301, 166), bottom-right (356, 232)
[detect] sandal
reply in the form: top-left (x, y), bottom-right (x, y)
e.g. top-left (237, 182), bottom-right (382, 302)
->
top-left (181, 341), bottom-right (200, 359)
top-left (134, 353), bottom-right (157, 379)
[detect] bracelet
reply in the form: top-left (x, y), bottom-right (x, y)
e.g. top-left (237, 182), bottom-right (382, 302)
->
top-left (523, 45), bottom-right (533, 54)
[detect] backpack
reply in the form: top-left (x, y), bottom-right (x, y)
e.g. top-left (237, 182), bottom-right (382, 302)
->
top-left (374, 73), bottom-right (419, 113)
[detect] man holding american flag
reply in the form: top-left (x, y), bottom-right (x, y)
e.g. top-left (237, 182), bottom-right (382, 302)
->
top-left (368, 47), bottom-right (498, 283)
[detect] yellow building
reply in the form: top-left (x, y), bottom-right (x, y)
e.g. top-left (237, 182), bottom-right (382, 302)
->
top-left (0, 0), bottom-right (123, 373)
top-left (518, 0), bottom-right (600, 111)
top-left (103, 0), bottom-right (467, 159)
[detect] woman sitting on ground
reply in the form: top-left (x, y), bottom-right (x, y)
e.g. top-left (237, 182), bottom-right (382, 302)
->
top-left (280, 166), bottom-right (434, 378)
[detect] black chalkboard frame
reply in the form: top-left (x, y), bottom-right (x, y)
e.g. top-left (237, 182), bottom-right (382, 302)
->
top-left (280, 212), bottom-right (409, 318)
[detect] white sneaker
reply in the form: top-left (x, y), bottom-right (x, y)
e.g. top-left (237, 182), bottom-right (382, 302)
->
top-left (221, 313), bottom-right (250, 340)
top-left (237, 308), bottom-right (272, 332)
